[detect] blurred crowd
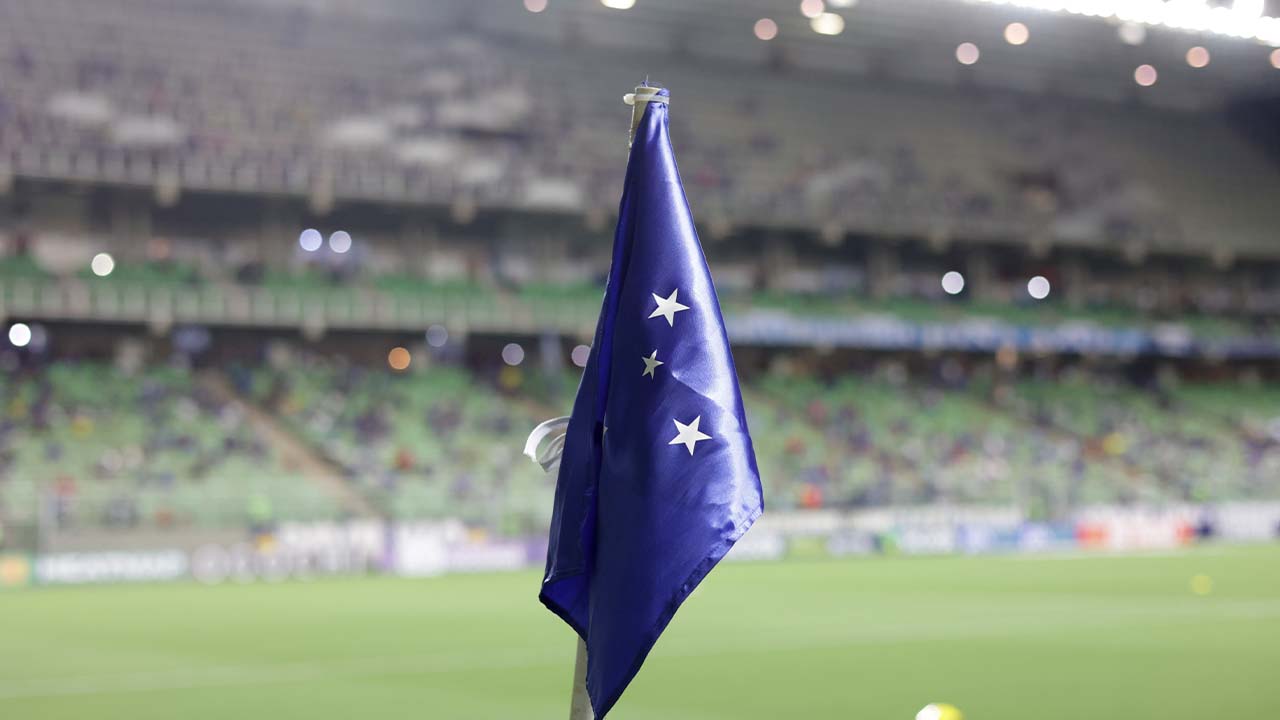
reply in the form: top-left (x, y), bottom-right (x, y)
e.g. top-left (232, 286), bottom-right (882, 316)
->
top-left (1, 351), bottom-right (1277, 539)
top-left (2, 0), bottom-right (1275, 249)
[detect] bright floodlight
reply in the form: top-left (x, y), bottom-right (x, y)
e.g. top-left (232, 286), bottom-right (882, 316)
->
top-left (828, 0), bottom-right (857, 6)
top-left (811, 12), bottom-right (845, 35)
top-left (800, 0), bottom-right (825, 19)
top-left (299, 228), bottom-right (322, 252)
top-left (1028, 275), bottom-right (1051, 300)
top-left (502, 342), bottom-right (525, 366)
top-left (1117, 22), bottom-right (1146, 45)
top-left (1186, 46), bottom-right (1210, 68)
top-left (1134, 64), bottom-right (1158, 86)
top-left (90, 252), bottom-right (115, 277)
top-left (971, 0), bottom-right (1277, 44)
top-left (956, 42), bottom-right (980, 65)
top-left (1004, 22), bottom-right (1029, 45)
top-left (426, 324), bottom-right (449, 348)
top-left (600, 0), bottom-right (634, 8)
top-left (328, 230), bottom-right (352, 254)
top-left (1271, 49), bottom-right (1280, 69)
top-left (8, 322), bottom-right (31, 348)
top-left (941, 271), bottom-right (965, 295)
top-left (571, 344), bottom-right (591, 368)
top-left (754, 18), bottom-right (779, 40)
top-left (524, 0), bottom-right (547, 11)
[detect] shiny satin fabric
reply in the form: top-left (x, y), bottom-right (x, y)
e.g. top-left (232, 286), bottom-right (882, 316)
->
top-left (539, 89), bottom-right (764, 718)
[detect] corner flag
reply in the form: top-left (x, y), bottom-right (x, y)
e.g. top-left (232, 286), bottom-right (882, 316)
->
top-left (539, 87), bottom-right (764, 718)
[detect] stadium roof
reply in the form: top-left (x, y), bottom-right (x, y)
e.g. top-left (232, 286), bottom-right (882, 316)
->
top-left (426, 0), bottom-right (1280, 110)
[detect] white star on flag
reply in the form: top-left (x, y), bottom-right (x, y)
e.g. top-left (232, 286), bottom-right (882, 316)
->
top-left (648, 289), bottom-right (690, 327)
top-left (668, 416), bottom-right (712, 455)
top-left (641, 350), bottom-right (664, 378)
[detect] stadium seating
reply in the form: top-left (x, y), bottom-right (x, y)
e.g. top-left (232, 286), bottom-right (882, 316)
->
top-left (2, 0), bottom-right (1278, 253)
top-left (246, 356), bottom-right (556, 536)
top-left (1, 352), bottom-right (1274, 534)
top-left (0, 360), bottom-right (338, 531)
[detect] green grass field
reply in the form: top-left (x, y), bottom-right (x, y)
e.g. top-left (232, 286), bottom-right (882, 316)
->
top-left (2, 545), bottom-right (1279, 719)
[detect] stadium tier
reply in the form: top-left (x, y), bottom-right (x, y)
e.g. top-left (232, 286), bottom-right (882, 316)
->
top-left (2, 353), bottom-right (1276, 537)
top-left (3, 0), bottom-right (1280, 256)
top-left (0, 359), bottom-right (339, 533)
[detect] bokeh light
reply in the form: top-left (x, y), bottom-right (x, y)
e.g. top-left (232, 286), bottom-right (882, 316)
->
top-left (328, 230), bottom-right (352, 254)
top-left (571, 344), bottom-right (591, 367)
top-left (299, 228), bottom-right (322, 252)
top-left (956, 42), bottom-right (980, 65)
top-left (387, 346), bottom-right (411, 371)
top-left (600, 0), bottom-right (634, 8)
top-left (754, 18), bottom-right (778, 41)
top-left (1186, 46), bottom-right (1210, 68)
top-left (1027, 275), bottom-right (1051, 300)
top-left (810, 12), bottom-right (845, 35)
top-left (1134, 64), bottom-right (1158, 87)
top-left (523, 0), bottom-right (547, 12)
top-left (8, 322), bottom-right (31, 348)
top-left (90, 252), bottom-right (115, 277)
top-left (941, 271), bottom-right (965, 295)
top-left (502, 342), bottom-right (525, 366)
top-left (1270, 48), bottom-right (1280, 69)
top-left (1004, 22), bottom-right (1029, 45)
top-left (1117, 22), bottom-right (1146, 46)
top-left (800, 0), bottom-right (825, 19)
top-left (426, 324), bottom-right (449, 348)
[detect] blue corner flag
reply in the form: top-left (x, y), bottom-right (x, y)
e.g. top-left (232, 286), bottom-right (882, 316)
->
top-left (540, 88), bottom-right (764, 718)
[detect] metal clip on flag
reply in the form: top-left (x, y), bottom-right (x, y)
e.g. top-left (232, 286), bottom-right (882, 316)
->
top-left (525, 84), bottom-right (764, 719)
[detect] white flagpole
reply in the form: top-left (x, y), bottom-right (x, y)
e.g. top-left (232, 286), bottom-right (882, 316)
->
top-left (568, 638), bottom-right (593, 720)
top-left (544, 85), bottom-right (671, 720)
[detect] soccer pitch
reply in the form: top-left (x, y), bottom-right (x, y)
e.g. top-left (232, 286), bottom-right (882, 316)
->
top-left (2, 546), bottom-right (1278, 720)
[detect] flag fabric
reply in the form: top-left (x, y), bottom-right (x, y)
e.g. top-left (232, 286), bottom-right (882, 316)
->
top-left (539, 88), bottom-right (764, 718)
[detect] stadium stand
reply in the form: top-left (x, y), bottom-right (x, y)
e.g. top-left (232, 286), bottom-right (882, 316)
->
top-left (0, 358), bottom-right (339, 532)
top-left (5, 350), bottom-right (1273, 536)
top-left (2, 0), bottom-right (1280, 254)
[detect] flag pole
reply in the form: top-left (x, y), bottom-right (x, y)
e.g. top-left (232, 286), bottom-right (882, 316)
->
top-left (568, 637), bottom-right (593, 720)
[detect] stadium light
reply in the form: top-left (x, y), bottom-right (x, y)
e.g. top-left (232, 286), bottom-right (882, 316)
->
top-left (754, 18), bottom-right (779, 40)
top-left (956, 42), bottom-right (981, 64)
top-left (571, 344), bottom-right (591, 367)
top-left (524, 0), bottom-right (548, 12)
top-left (1186, 46), bottom-right (1210, 66)
top-left (1027, 275), bottom-right (1051, 300)
top-left (600, 0), bottom-right (635, 8)
top-left (328, 231), bottom-right (352, 254)
top-left (1134, 63), bottom-right (1158, 85)
top-left (811, 12), bottom-right (846, 34)
top-left (8, 322), bottom-right (31, 348)
top-left (941, 271), bottom-right (966, 295)
top-left (90, 252), bottom-right (115, 277)
top-left (968, 0), bottom-right (1280, 45)
top-left (1271, 48), bottom-right (1280, 67)
top-left (1004, 22), bottom-right (1030, 44)
top-left (502, 342), bottom-right (526, 366)
top-left (828, 0), bottom-right (858, 6)
top-left (800, 0), bottom-right (825, 19)
top-left (299, 228), bottom-right (322, 252)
